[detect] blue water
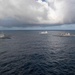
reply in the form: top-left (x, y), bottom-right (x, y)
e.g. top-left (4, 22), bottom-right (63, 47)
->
top-left (0, 30), bottom-right (75, 75)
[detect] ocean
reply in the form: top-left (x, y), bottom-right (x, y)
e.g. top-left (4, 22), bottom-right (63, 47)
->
top-left (0, 30), bottom-right (75, 75)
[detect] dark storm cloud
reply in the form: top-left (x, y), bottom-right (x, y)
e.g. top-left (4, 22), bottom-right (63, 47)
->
top-left (0, 0), bottom-right (75, 27)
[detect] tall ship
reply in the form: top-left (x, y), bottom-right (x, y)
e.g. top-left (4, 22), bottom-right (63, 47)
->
top-left (0, 32), bottom-right (11, 39)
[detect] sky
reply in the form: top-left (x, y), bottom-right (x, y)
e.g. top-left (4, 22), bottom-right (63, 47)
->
top-left (0, 0), bottom-right (75, 30)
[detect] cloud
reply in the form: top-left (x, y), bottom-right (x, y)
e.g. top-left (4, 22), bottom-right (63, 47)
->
top-left (0, 0), bottom-right (75, 25)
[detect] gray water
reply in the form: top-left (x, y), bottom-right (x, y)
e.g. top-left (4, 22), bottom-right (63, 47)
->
top-left (0, 30), bottom-right (75, 75)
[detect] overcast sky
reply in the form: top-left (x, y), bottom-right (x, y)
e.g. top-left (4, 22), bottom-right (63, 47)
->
top-left (0, 0), bottom-right (75, 30)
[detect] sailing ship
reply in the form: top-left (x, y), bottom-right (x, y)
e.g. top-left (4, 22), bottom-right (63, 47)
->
top-left (40, 31), bottom-right (48, 34)
top-left (0, 32), bottom-right (11, 39)
top-left (54, 33), bottom-right (75, 37)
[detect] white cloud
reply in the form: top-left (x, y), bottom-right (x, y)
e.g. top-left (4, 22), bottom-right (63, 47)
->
top-left (0, 0), bottom-right (75, 25)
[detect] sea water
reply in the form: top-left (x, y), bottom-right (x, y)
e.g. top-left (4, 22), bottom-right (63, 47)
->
top-left (0, 30), bottom-right (75, 75)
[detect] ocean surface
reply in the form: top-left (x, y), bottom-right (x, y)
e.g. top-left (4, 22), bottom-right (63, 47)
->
top-left (0, 30), bottom-right (75, 75)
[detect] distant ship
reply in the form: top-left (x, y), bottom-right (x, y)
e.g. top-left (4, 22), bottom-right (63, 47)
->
top-left (55, 33), bottom-right (75, 37)
top-left (0, 33), bottom-right (11, 39)
top-left (40, 31), bottom-right (48, 34)
top-left (60, 33), bottom-right (71, 37)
